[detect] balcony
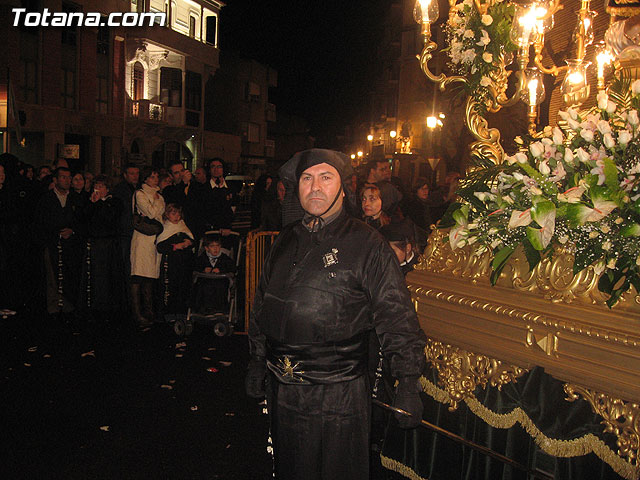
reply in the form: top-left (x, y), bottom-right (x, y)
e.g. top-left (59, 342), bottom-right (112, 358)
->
top-left (128, 99), bottom-right (166, 122)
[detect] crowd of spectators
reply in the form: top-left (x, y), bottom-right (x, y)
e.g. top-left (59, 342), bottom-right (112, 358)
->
top-left (0, 153), bottom-right (237, 329)
top-left (0, 151), bottom-right (458, 327)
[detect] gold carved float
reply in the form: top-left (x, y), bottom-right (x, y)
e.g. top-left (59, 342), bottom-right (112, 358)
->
top-left (408, 228), bottom-right (640, 477)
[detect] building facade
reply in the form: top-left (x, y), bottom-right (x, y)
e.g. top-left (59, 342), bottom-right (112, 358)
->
top-left (0, 0), bottom-right (227, 174)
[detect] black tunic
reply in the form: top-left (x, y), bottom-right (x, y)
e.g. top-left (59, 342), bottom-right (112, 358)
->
top-left (249, 208), bottom-right (426, 480)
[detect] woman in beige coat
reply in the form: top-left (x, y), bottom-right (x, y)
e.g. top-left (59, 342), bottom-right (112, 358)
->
top-left (130, 166), bottom-right (165, 328)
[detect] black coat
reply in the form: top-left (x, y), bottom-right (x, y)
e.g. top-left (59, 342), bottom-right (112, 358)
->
top-left (248, 208), bottom-right (425, 479)
top-left (204, 183), bottom-right (234, 230)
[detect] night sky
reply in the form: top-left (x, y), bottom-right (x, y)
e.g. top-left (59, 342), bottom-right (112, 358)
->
top-left (219, 0), bottom-right (388, 147)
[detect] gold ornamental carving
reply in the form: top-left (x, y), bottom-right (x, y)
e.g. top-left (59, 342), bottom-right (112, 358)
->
top-left (565, 383), bottom-right (640, 468)
top-left (425, 338), bottom-right (527, 411)
top-left (417, 228), bottom-right (640, 312)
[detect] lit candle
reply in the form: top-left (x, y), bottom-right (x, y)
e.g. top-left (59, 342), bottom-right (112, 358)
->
top-left (528, 79), bottom-right (539, 106)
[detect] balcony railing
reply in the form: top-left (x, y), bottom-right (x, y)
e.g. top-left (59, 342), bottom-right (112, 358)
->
top-left (128, 99), bottom-right (166, 122)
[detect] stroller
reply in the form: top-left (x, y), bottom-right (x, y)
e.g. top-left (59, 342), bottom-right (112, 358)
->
top-left (173, 230), bottom-right (243, 338)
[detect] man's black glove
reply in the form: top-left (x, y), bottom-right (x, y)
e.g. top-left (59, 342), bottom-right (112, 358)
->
top-left (392, 376), bottom-right (423, 429)
top-left (245, 357), bottom-right (267, 398)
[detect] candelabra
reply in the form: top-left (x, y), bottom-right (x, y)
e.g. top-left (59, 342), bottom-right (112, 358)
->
top-left (413, 0), bottom-right (615, 163)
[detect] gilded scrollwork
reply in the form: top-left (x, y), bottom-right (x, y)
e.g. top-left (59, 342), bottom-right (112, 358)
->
top-left (565, 384), bottom-right (640, 467)
top-left (418, 228), bottom-right (640, 312)
top-left (425, 339), bottom-right (527, 411)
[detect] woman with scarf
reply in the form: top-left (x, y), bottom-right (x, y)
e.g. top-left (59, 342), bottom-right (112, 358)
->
top-left (360, 183), bottom-right (390, 230)
top-left (130, 167), bottom-right (165, 328)
top-left (156, 204), bottom-right (194, 319)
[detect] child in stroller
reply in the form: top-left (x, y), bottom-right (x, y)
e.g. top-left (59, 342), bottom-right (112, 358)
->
top-left (193, 234), bottom-right (237, 314)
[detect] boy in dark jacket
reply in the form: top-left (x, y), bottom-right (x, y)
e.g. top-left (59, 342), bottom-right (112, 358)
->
top-left (193, 234), bottom-right (236, 314)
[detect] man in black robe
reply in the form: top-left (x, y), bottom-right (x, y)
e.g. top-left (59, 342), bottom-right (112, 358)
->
top-left (35, 167), bottom-right (84, 315)
top-left (246, 149), bottom-right (426, 480)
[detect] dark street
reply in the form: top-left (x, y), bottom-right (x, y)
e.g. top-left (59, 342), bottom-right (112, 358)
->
top-left (2, 312), bottom-right (400, 479)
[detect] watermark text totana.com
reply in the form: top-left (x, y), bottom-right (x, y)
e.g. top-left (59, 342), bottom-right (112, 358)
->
top-left (12, 8), bottom-right (166, 27)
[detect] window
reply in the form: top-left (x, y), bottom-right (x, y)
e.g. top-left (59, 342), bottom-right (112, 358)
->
top-left (246, 81), bottom-right (260, 101)
top-left (160, 67), bottom-right (182, 107)
top-left (97, 22), bottom-right (109, 56)
top-left (132, 62), bottom-right (144, 101)
top-left (185, 71), bottom-right (201, 111)
top-left (189, 16), bottom-right (196, 38)
top-left (265, 139), bottom-right (275, 158)
top-left (205, 16), bottom-right (217, 45)
top-left (61, 67), bottom-right (76, 109)
top-left (248, 122), bottom-right (260, 143)
top-left (61, 2), bottom-right (80, 46)
top-left (19, 0), bottom-right (40, 35)
top-left (20, 29), bottom-right (39, 104)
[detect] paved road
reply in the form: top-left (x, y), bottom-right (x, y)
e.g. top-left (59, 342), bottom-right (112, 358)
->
top-left (2, 311), bottom-right (401, 479)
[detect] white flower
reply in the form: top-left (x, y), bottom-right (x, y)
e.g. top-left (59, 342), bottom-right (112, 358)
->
top-left (632, 79), bottom-right (640, 95)
top-left (602, 240), bottom-right (612, 251)
top-left (538, 160), bottom-right (550, 175)
top-left (552, 127), bottom-right (563, 145)
top-left (628, 110), bottom-right (639, 126)
top-left (476, 29), bottom-right (490, 46)
top-left (596, 120), bottom-right (611, 135)
top-left (463, 29), bottom-right (474, 38)
top-left (575, 148), bottom-right (590, 163)
top-left (597, 91), bottom-right (609, 110)
top-left (580, 129), bottom-right (594, 142)
top-left (513, 172), bottom-right (524, 181)
top-left (593, 260), bottom-right (606, 275)
top-left (618, 130), bottom-right (632, 146)
top-left (481, 14), bottom-right (493, 25)
top-left (461, 49), bottom-right (476, 63)
top-left (567, 118), bottom-right (580, 130)
top-left (502, 195), bottom-right (514, 204)
top-left (615, 217), bottom-right (624, 224)
top-left (549, 162), bottom-right (566, 182)
top-left (480, 76), bottom-right (491, 87)
top-left (529, 142), bottom-right (544, 158)
top-left (566, 108), bottom-right (579, 120)
top-left (601, 225), bottom-right (611, 234)
top-left (607, 258), bottom-right (617, 269)
top-left (558, 235), bottom-right (569, 244)
top-left (591, 159), bottom-right (606, 185)
top-left (589, 231), bottom-right (600, 239)
top-left (482, 52), bottom-right (493, 63)
top-left (606, 101), bottom-right (617, 114)
top-left (603, 133), bottom-right (615, 149)
top-left (564, 149), bottom-right (574, 163)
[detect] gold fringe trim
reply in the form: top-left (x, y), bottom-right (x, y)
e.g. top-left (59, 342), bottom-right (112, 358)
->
top-left (417, 376), bottom-right (640, 480)
top-left (380, 454), bottom-right (430, 480)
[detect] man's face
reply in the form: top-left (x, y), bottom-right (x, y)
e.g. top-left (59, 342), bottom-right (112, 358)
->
top-left (389, 241), bottom-right (410, 264)
top-left (210, 161), bottom-right (224, 179)
top-left (373, 161), bottom-right (391, 182)
top-left (54, 170), bottom-right (72, 192)
top-left (298, 163), bottom-right (343, 217)
top-left (276, 181), bottom-right (286, 202)
top-left (124, 167), bottom-right (139, 186)
top-left (170, 163), bottom-right (184, 184)
top-left (38, 166), bottom-right (51, 180)
top-left (194, 167), bottom-right (207, 183)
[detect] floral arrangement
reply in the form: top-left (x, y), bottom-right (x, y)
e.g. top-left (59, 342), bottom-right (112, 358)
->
top-left (448, 78), bottom-right (640, 306)
top-left (445, 0), bottom-right (516, 106)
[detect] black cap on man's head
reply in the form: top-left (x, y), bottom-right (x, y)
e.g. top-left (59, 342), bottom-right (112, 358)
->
top-left (279, 149), bottom-right (353, 185)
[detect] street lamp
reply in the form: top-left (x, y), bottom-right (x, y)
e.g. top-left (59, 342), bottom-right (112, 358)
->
top-left (426, 116), bottom-right (438, 129)
top-left (390, 130), bottom-right (397, 138)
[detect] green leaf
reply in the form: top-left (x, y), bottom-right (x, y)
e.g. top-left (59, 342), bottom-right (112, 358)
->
top-left (574, 244), bottom-right (603, 274)
top-left (522, 238), bottom-right (541, 271)
top-left (452, 205), bottom-right (469, 226)
top-left (603, 158), bottom-right (619, 191)
top-left (620, 223), bottom-right (640, 237)
top-left (490, 246), bottom-right (515, 285)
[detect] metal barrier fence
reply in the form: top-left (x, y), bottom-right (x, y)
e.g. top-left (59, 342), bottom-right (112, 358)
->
top-left (243, 230), bottom-right (279, 334)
